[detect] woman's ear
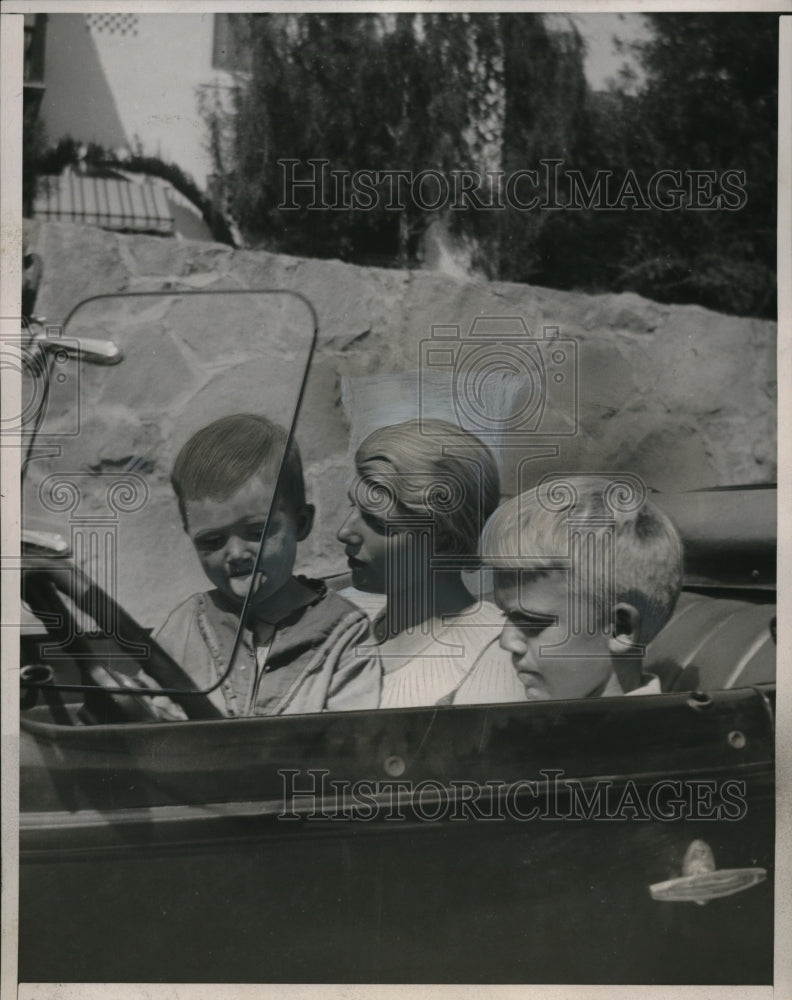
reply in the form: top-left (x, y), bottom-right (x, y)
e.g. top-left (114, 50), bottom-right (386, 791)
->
top-left (295, 504), bottom-right (315, 542)
top-left (607, 602), bottom-right (642, 656)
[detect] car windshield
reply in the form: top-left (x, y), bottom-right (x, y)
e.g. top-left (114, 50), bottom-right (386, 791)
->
top-left (22, 291), bottom-right (318, 701)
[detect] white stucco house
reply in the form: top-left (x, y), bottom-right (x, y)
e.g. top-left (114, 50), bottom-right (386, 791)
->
top-left (27, 12), bottom-right (246, 239)
top-left (37, 11), bottom-right (244, 188)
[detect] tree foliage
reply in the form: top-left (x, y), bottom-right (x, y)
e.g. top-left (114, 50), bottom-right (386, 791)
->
top-left (22, 11), bottom-right (778, 319)
top-left (491, 15), bottom-right (589, 282)
top-left (220, 13), bottom-right (502, 263)
top-left (535, 13), bottom-right (778, 316)
top-left (208, 12), bottom-right (777, 316)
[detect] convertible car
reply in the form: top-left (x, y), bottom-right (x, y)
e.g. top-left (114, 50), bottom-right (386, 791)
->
top-left (17, 292), bottom-right (775, 985)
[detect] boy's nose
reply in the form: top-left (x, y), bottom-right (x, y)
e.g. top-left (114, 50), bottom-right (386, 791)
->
top-left (499, 625), bottom-right (529, 657)
top-left (225, 533), bottom-right (250, 560)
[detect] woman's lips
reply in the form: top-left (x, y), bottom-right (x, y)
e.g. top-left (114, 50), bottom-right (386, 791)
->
top-left (347, 556), bottom-right (366, 569)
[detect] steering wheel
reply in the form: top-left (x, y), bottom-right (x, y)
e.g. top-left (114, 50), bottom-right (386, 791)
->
top-left (21, 563), bottom-right (221, 723)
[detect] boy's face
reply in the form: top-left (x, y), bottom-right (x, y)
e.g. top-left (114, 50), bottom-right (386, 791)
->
top-left (493, 570), bottom-right (615, 700)
top-left (185, 472), bottom-right (311, 611)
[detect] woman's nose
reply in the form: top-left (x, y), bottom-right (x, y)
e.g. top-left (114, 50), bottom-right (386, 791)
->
top-left (337, 510), bottom-right (361, 544)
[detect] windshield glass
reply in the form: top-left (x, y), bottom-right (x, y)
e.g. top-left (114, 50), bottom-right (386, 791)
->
top-left (22, 290), bottom-right (317, 697)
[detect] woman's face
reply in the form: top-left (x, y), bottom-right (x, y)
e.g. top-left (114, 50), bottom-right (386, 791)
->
top-left (337, 478), bottom-right (424, 594)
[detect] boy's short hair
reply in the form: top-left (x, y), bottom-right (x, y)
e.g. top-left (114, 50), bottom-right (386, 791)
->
top-left (171, 414), bottom-right (306, 527)
top-left (354, 418), bottom-right (500, 557)
top-left (481, 476), bottom-right (683, 643)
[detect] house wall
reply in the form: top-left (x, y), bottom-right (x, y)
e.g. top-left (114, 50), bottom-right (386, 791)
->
top-left (40, 13), bottom-right (235, 189)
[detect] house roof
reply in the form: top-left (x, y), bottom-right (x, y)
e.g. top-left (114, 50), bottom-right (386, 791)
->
top-left (32, 172), bottom-right (174, 235)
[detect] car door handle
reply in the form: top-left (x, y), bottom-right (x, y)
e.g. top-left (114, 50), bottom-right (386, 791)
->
top-left (649, 838), bottom-right (766, 905)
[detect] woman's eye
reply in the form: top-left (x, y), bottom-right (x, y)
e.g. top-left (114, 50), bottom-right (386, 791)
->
top-left (361, 510), bottom-right (388, 534)
top-left (346, 496), bottom-right (388, 534)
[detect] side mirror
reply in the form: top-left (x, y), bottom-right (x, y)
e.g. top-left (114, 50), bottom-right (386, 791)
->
top-left (30, 329), bottom-right (123, 366)
top-left (21, 528), bottom-right (71, 558)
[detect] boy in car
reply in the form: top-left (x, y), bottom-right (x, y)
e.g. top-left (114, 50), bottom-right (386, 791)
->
top-left (143, 413), bottom-right (380, 717)
top-left (449, 476), bottom-right (683, 703)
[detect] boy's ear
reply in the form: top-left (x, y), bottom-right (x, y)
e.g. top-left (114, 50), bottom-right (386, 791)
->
top-left (607, 602), bottom-right (642, 656)
top-left (295, 503), bottom-right (315, 542)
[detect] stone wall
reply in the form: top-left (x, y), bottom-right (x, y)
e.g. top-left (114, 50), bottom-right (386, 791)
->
top-left (22, 221), bottom-right (776, 627)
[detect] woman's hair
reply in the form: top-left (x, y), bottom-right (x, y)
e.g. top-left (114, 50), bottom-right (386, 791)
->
top-left (171, 414), bottom-right (306, 527)
top-left (481, 475), bottom-right (683, 643)
top-left (353, 419), bottom-right (500, 557)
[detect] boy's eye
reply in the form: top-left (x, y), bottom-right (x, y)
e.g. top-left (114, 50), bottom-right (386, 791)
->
top-left (243, 522), bottom-right (268, 542)
top-left (508, 612), bottom-right (558, 632)
top-left (195, 533), bottom-right (225, 552)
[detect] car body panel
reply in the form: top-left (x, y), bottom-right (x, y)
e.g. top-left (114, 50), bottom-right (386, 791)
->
top-left (20, 679), bottom-right (774, 983)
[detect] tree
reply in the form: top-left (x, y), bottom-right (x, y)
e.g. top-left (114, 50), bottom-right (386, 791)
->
top-left (206, 12), bottom-right (778, 317)
top-left (220, 12), bottom-right (498, 264)
top-left (486, 14), bottom-right (589, 283)
top-left (617, 13), bottom-right (777, 316)
top-left (537, 13), bottom-right (778, 317)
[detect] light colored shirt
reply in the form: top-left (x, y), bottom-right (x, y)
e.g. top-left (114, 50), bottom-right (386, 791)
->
top-left (601, 671), bottom-right (662, 697)
top-left (148, 579), bottom-right (380, 717)
top-left (373, 600), bottom-right (520, 708)
top-left (625, 673), bottom-right (662, 696)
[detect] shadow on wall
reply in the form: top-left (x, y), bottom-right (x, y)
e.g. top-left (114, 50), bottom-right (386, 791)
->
top-left (41, 14), bottom-right (127, 151)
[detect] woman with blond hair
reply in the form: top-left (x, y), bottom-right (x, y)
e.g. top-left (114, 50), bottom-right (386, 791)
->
top-left (337, 419), bottom-right (523, 707)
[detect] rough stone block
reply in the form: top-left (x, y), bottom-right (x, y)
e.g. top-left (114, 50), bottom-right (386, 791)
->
top-left (21, 220), bottom-right (777, 604)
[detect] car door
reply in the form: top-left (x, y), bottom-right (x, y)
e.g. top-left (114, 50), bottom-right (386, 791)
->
top-left (20, 678), bottom-right (774, 984)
